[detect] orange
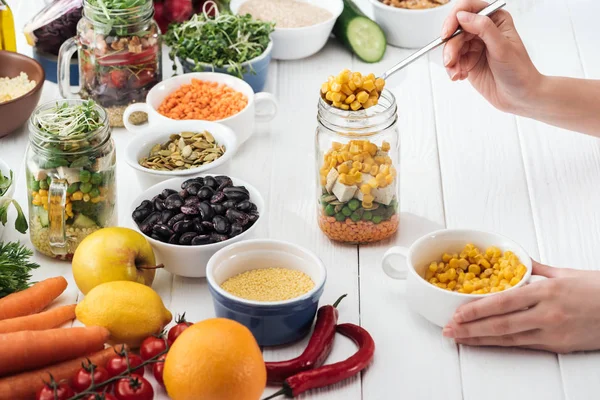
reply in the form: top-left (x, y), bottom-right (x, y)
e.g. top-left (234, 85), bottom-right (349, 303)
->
top-left (163, 318), bottom-right (266, 400)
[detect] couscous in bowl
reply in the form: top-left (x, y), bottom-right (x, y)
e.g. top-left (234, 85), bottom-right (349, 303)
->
top-left (206, 239), bottom-right (327, 346)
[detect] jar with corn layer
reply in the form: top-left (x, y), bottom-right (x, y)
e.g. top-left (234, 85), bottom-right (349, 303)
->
top-left (316, 89), bottom-right (399, 244)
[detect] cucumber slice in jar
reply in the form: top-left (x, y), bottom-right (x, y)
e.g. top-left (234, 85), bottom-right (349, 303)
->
top-left (333, 0), bottom-right (387, 63)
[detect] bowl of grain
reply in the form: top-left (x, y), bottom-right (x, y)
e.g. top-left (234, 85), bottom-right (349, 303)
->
top-left (370, 0), bottom-right (453, 48)
top-left (206, 239), bottom-right (327, 346)
top-left (0, 51), bottom-right (45, 138)
top-left (230, 0), bottom-right (344, 61)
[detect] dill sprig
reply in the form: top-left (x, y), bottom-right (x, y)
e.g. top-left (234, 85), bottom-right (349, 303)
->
top-left (0, 242), bottom-right (40, 298)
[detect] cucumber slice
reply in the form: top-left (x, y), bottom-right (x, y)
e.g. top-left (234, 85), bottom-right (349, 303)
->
top-left (333, 0), bottom-right (387, 63)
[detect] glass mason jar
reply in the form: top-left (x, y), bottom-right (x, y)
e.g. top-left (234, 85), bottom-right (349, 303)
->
top-left (316, 90), bottom-right (400, 244)
top-left (26, 100), bottom-right (117, 260)
top-left (58, 0), bottom-right (162, 127)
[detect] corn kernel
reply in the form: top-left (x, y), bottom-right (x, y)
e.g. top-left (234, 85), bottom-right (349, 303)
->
top-left (345, 94), bottom-right (356, 104)
top-left (442, 253), bottom-right (453, 263)
top-left (447, 268), bottom-right (457, 280)
top-left (447, 280), bottom-right (457, 290)
top-left (381, 141), bottom-right (390, 152)
top-left (436, 283), bottom-right (448, 289)
top-left (462, 283), bottom-right (474, 293)
top-left (384, 175), bottom-right (394, 185)
top-left (350, 101), bottom-right (362, 111)
top-left (356, 91), bottom-right (369, 104)
top-left (363, 194), bottom-right (374, 203)
top-left (321, 83), bottom-right (329, 94)
top-left (510, 277), bottom-right (520, 286)
top-left (367, 178), bottom-right (378, 189)
top-left (370, 165), bottom-right (379, 176)
top-left (363, 79), bottom-right (375, 91)
top-left (429, 262), bottom-right (438, 272)
top-left (331, 82), bottom-right (342, 92)
top-left (375, 78), bottom-right (385, 91)
top-left (438, 273), bottom-right (449, 283)
top-left (468, 264), bottom-right (481, 275)
top-left (425, 270), bottom-right (435, 280)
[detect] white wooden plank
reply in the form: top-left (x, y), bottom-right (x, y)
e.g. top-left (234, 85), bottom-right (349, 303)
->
top-left (427, 7), bottom-right (564, 396)
top-left (355, 46), bottom-right (463, 399)
top-left (513, 0), bottom-right (600, 398)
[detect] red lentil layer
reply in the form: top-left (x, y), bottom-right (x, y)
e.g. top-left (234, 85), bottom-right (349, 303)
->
top-left (318, 214), bottom-right (399, 244)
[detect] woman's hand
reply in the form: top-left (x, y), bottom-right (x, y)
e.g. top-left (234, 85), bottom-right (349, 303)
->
top-left (442, 261), bottom-right (600, 353)
top-left (441, 0), bottom-right (542, 113)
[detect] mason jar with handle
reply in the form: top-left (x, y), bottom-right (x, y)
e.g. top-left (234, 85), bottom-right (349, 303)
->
top-left (58, 0), bottom-right (161, 127)
top-left (26, 100), bottom-right (117, 260)
top-left (315, 88), bottom-right (400, 244)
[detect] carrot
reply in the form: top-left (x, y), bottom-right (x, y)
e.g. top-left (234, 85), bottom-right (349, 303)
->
top-left (0, 276), bottom-right (68, 320)
top-left (0, 326), bottom-right (110, 377)
top-left (0, 344), bottom-right (127, 400)
top-left (0, 304), bottom-right (76, 334)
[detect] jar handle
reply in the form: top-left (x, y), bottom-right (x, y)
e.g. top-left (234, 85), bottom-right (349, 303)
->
top-left (58, 37), bottom-right (80, 99)
top-left (48, 179), bottom-right (68, 256)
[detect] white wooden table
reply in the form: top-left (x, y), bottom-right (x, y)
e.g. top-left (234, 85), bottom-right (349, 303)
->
top-left (4, 0), bottom-right (600, 398)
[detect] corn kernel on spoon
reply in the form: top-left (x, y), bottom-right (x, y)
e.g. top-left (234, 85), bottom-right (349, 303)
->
top-left (379, 0), bottom-right (507, 81)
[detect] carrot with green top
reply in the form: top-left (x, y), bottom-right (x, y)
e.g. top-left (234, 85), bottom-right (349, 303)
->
top-left (0, 276), bottom-right (68, 320)
top-left (0, 304), bottom-right (76, 334)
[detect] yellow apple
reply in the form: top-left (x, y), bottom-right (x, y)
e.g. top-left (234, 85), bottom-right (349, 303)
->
top-left (72, 227), bottom-right (158, 294)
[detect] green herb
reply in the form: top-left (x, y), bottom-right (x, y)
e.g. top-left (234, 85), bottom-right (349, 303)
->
top-left (0, 241), bottom-right (40, 298)
top-left (0, 170), bottom-right (28, 234)
top-left (165, 4), bottom-right (274, 78)
top-left (33, 100), bottom-right (103, 138)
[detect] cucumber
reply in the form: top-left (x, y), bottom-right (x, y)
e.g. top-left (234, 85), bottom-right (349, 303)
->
top-left (36, 207), bottom-right (49, 228)
top-left (333, 0), bottom-right (387, 63)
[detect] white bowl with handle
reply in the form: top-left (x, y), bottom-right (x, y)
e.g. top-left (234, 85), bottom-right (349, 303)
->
top-left (123, 72), bottom-right (278, 145)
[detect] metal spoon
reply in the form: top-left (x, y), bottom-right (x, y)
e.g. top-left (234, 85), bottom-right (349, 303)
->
top-left (379, 0), bottom-right (507, 81)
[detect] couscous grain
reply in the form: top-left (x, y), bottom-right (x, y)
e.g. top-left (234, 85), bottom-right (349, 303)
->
top-left (0, 72), bottom-right (36, 103)
top-left (221, 267), bottom-right (315, 302)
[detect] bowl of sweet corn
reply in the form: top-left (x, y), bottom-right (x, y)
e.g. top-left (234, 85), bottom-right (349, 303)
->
top-left (380, 229), bottom-right (535, 327)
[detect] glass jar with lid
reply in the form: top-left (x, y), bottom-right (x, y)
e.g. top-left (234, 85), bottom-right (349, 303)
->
top-left (58, 0), bottom-right (162, 127)
top-left (316, 90), bottom-right (399, 244)
top-left (26, 100), bottom-right (117, 260)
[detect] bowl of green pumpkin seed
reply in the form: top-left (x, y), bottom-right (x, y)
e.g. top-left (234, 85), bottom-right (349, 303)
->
top-left (125, 119), bottom-right (239, 189)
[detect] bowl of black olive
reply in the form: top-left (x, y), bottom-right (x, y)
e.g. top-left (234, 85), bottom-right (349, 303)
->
top-left (129, 174), bottom-right (264, 277)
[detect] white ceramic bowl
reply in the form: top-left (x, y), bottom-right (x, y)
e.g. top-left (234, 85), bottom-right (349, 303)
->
top-left (230, 0), bottom-right (344, 60)
top-left (124, 120), bottom-right (239, 189)
top-left (123, 72), bottom-right (278, 145)
top-left (0, 158), bottom-right (15, 240)
top-left (370, 0), bottom-right (453, 48)
top-left (381, 229), bottom-right (536, 327)
top-left (129, 176), bottom-right (265, 278)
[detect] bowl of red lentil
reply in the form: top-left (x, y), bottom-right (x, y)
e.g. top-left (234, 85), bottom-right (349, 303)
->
top-left (122, 72), bottom-right (278, 145)
top-left (206, 239), bottom-right (327, 346)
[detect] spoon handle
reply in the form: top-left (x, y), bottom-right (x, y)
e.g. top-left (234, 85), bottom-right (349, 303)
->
top-left (379, 0), bottom-right (507, 81)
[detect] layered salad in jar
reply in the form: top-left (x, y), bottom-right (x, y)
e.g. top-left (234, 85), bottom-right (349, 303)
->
top-left (318, 139), bottom-right (399, 243)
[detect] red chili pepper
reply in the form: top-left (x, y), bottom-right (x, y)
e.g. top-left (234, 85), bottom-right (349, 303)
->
top-left (266, 294), bottom-right (347, 384)
top-left (263, 323), bottom-right (375, 399)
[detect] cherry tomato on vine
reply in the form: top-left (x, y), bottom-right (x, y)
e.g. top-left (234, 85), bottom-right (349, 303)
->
top-left (72, 362), bottom-right (112, 393)
top-left (105, 353), bottom-right (144, 377)
top-left (36, 380), bottom-right (75, 400)
top-left (152, 354), bottom-right (167, 387)
top-left (84, 394), bottom-right (119, 400)
top-left (115, 376), bottom-right (154, 400)
top-left (140, 335), bottom-right (167, 361)
top-left (167, 313), bottom-right (193, 346)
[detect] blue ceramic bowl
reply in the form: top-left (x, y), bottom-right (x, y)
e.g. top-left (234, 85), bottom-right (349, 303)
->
top-left (179, 41), bottom-right (273, 93)
top-left (206, 239), bottom-right (327, 346)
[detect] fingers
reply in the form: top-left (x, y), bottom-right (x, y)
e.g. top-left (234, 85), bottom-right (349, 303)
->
top-left (444, 308), bottom-right (541, 338)
top-left (532, 260), bottom-right (589, 278)
top-left (455, 11), bottom-right (506, 57)
top-left (443, 32), bottom-right (474, 67)
top-left (446, 39), bottom-right (484, 80)
top-left (454, 329), bottom-right (542, 347)
top-left (441, 0), bottom-right (490, 39)
top-left (450, 284), bottom-right (541, 324)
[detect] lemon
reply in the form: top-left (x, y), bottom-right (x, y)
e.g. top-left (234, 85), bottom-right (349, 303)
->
top-left (164, 318), bottom-right (266, 400)
top-left (76, 281), bottom-right (172, 348)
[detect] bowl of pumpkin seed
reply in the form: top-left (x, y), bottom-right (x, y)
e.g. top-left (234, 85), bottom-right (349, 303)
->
top-left (125, 120), bottom-right (239, 189)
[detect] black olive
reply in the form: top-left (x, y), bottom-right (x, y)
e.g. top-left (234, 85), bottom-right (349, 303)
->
top-left (197, 186), bottom-right (215, 200)
top-left (135, 200), bottom-right (153, 212)
top-left (162, 188), bottom-right (177, 198)
top-left (213, 215), bottom-right (231, 235)
top-left (226, 208), bottom-right (250, 227)
top-left (236, 185), bottom-right (249, 194)
top-left (211, 204), bottom-right (226, 216)
top-left (160, 210), bottom-right (174, 224)
top-left (193, 177), bottom-right (205, 186)
top-left (152, 194), bottom-right (164, 203)
top-left (192, 217), bottom-right (205, 233)
top-left (191, 234), bottom-right (212, 245)
top-left (203, 176), bottom-right (218, 190)
top-left (181, 178), bottom-right (200, 190)
top-left (154, 198), bottom-right (165, 211)
top-left (223, 187), bottom-right (249, 202)
top-left (210, 233), bottom-right (229, 243)
top-left (230, 223), bottom-right (243, 237)
top-left (173, 220), bottom-right (195, 234)
top-left (167, 213), bottom-right (186, 227)
top-left (186, 183), bottom-right (202, 196)
top-left (139, 212), bottom-right (161, 235)
top-left (180, 205), bottom-right (199, 215)
top-left (153, 224), bottom-right (174, 239)
top-left (210, 192), bottom-right (226, 204)
top-left (164, 194), bottom-right (184, 210)
top-left (179, 232), bottom-right (197, 245)
top-left (198, 202), bottom-right (215, 221)
top-left (179, 189), bottom-right (189, 199)
top-left (201, 220), bottom-right (215, 232)
top-left (215, 176), bottom-right (233, 191)
top-left (222, 200), bottom-right (237, 209)
top-left (184, 196), bottom-right (200, 206)
top-left (236, 200), bottom-right (252, 212)
top-left (132, 208), bottom-right (151, 223)
top-left (169, 233), bottom-right (180, 244)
